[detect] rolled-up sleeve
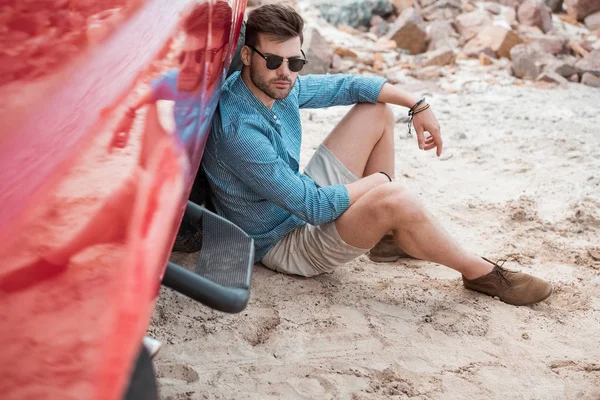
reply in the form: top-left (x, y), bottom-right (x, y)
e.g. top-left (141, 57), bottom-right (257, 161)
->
top-left (216, 121), bottom-right (350, 225)
top-left (297, 73), bottom-right (387, 109)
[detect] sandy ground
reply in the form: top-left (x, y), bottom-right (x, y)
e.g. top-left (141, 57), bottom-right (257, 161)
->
top-left (150, 62), bottom-right (600, 399)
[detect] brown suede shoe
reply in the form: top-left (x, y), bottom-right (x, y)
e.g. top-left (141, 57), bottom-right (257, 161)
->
top-left (368, 235), bottom-right (416, 262)
top-left (462, 258), bottom-right (553, 306)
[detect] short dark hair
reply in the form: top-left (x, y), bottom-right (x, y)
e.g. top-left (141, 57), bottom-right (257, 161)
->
top-left (245, 4), bottom-right (304, 47)
top-left (183, 0), bottom-right (232, 41)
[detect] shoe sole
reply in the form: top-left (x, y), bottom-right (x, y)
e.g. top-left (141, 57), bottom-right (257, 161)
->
top-left (465, 285), bottom-right (554, 306)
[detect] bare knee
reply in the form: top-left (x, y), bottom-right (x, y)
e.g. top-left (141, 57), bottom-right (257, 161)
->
top-left (373, 183), bottom-right (425, 226)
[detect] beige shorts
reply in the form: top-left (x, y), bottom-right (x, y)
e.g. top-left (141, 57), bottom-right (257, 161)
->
top-left (261, 144), bottom-right (370, 277)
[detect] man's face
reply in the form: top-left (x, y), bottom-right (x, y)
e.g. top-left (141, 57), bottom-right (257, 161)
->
top-left (178, 29), bottom-right (227, 93)
top-left (247, 35), bottom-right (302, 100)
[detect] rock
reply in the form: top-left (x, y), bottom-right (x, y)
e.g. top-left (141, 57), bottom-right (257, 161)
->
top-left (479, 52), bottom-right (495, 65)
top-left (569, 73), bottom-right (580, 82)
top-left (529, 35), bottom-right (568, 55)
top-left (427, 20), bottom-right (459, 51)
top-left (581, 72), bottom-right (600, 86)
top-left (300, 26), bottom-right (333, 75)
top-left (390, 0), bottom-right (413, 14)
top-left (490, 5), bottom-right (519, 29)
top-left (312, 0), bottom-right (395, 29)
top-left (484, 2), bottom-right (503, 14)
top-left (510, 43), bottom-right (546, 79)
top-left (545, 0), bottom-right (564, 12)
top-left (465, 25), bottom-right (523, 59)
top-left (384, 8), bottom-right (428, 54)
top-left (576, 49), bottom-right (600, 75)
top-left (334, 46), bottom-right (358, 58)
top-left (565, 0), bottom-right (600, 20)
top-left (496, 0), bottom-right (523, 7)
top-left (421, 47), bottom-right (456, 66)
top-left (408, 65), bottom-right (443, 80)
top-left (369, 15), bottom-right (390, 36)
top-left (455, 11), bottom-right (493, 41)
top-left (517, 0), bottom-right (554, 33)
top-left (584, 11), bottom-right (600, 30)
top-left (536, 71), bottom-right (569, 85)
top-left (420, 0), bottom-right (462, 21)
top-left (544, 56), bottom-right (580, 77)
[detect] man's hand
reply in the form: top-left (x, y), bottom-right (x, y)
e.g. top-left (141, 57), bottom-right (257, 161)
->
top-left (412, 107), bottom-right (443, 157)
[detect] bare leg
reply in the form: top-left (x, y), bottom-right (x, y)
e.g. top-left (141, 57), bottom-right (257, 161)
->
top-left (322, 103), bottom-right (396, 179)
top-left (335, 183), bottom-right (492, 279)
top-left (319, 102), bottom-right (492, 278)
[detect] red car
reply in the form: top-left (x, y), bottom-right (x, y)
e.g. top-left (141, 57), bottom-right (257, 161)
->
top-left (0, 1), bottom-right (252, 399)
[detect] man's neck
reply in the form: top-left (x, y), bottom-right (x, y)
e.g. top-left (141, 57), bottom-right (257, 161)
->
top-left (241, 68), bottom-right (275, 109)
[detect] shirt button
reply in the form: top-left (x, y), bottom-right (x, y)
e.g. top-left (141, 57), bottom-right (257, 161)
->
top-left (273, 115), bottom-right (278, 119)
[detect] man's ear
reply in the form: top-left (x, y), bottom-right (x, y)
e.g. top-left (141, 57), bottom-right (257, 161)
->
top-left (241, 45), bottom-right (251, 66)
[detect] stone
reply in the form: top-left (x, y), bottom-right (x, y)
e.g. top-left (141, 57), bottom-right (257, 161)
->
top-left (544, 56), bottom-right (580, 77)
top-left (455, 11), bottom-right (493, 41)
top-left (420, 0), bottom-right (462, 21)
top-left (576, 49), bottom-right (600, 75)
top-left (584, 11), bottom-right (600, 30)
top-left (565, 0), bottom-right (600, 20)
top-left (544, 0), bottom-right (564, 11)
top-left (536, 71), bottom-right (569, 85)
top-left (492, 6), bottom-right (519, 29)
top-left (421, 47), bottom-right (456, 66)
top-left (581, 72), bottom-right (600, 86)
top-left (529, 35), bottom-right (568, 55)
top-left (369, 15), bottom-right (390, 36)
top-left (569, 73), bottom-right (580, 82)
top-left (384, 8), bottom-right (428, 54)
top-left (496, 0), bottom-right (523, 7)
top-left (390, 0), bottom-right (413, 14)
top-left (545, 0), bottom-right (564, 12)
top-left (484, 2), bottom-right (503, 14)
top-left (479, 52), bottom-right (495, 65)
top-left (510, 43), bottom-right (546, 79)
top-left (312, 0), bottom-right (395, 29)
top-left (517, 0), bottom-right (554, 33)
top-left (427, 20), bottom-right (459, 51)
top-left (300, 26), bottom-right (333, 75)
top-left (465, 25), bottom-right (523, 59)
top-left (334, 46), bottom-right (358, 58)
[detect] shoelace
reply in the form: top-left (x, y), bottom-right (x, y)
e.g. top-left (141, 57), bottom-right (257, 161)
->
top-left (482, 257), bottom-right (511, 286)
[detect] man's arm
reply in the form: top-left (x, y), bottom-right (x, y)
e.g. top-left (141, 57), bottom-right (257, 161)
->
top-left (217, 121), bottom-right (350, 225)
top-left (377, 83), bottom-right (443, 156)
top-left (297, 74), bottom-right (386, 109)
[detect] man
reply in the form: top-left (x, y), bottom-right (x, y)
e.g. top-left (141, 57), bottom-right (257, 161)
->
top-left (202, 4), bottom-right (553, 306)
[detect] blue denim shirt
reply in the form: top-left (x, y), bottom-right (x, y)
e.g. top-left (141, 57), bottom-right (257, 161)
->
top-left (203, 71), bottom-right (387, 260)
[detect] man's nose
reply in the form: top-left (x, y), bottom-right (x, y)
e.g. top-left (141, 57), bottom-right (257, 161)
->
top-left (276, 60), bottom-right (291, 76)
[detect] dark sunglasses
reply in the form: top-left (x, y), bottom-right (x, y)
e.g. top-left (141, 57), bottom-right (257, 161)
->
top-left (178, 42), bottom-right (227, 65)
top-left (247, 44), bottom-right (308, 72)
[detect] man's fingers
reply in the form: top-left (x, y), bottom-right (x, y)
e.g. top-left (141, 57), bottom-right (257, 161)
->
top-left (424, 142), bottom-right (437, 151)
top-left (429, 128), bottom-right (443, 156)
top-left (415, 125), bottom-right (425, 150)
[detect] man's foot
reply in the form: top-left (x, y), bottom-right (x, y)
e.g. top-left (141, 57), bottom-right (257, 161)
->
top-left (368, 234), bottom-right (416, 262)
top-left (462, 257), bottom-right (553, 306)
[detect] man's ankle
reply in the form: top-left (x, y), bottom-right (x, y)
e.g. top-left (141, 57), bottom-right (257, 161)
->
top-left (461, 256), bottom-right (494, 280)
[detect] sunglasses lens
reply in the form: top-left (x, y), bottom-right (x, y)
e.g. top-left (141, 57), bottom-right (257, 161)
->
top-left (266, 57), bottom-right (283, 70)
top-left (289, 59), bottom-right (305, 72)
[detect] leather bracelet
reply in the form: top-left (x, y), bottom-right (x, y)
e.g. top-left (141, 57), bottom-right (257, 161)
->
top-left (379, 171), bottom-right (392, 182)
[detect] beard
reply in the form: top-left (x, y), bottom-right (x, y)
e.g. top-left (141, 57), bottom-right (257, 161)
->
top-left (249, 65), bottom-right (295, 100)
